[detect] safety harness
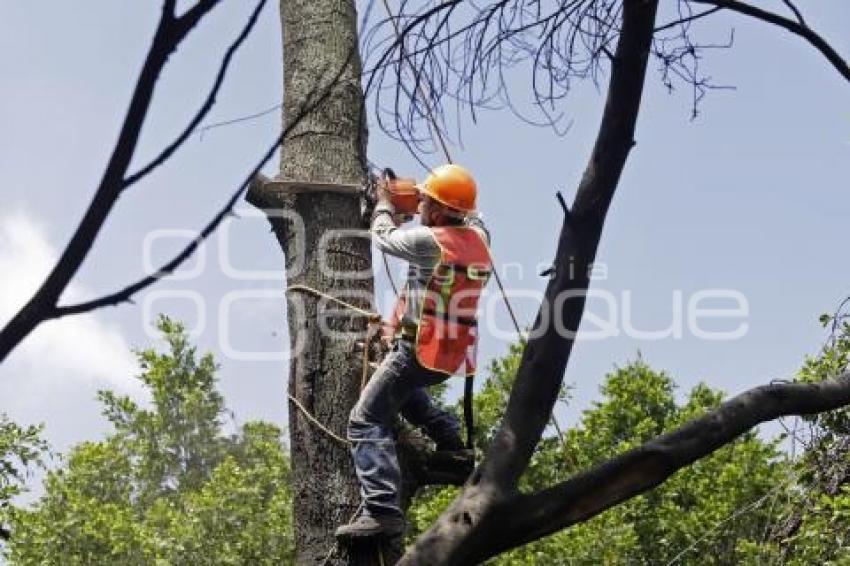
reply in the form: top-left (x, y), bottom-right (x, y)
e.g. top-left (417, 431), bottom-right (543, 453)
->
top-left (386, 225), bottom-right (492, 448)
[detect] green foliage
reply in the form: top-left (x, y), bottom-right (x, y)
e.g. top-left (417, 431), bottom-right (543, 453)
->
top-left (740, 309), bottom-right (850, 564)
top-left (8, 310), bottom-right (849, 564)
top-left (470, 340), bottom-right (571, 449)
top-left (0, 415), bottom-right (47, 545)
top-left (797, 312), bottom-right (850, 435)
top-left (0, 415), bottom-right (46, 507)
top-left (409, 349), bottom-right (786, 564)
top-left (6, 316), bottom-right (294, 565)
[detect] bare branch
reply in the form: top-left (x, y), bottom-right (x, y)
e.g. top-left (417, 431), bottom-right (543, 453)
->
top-left (484, 372), bottom-right (850, 560)
top-left (0, 0), bottom-right (318, 362)
top-left (691, 0), bottom-right (849, 82)
top-left (124, 0), bottom-right (268, 188)
top-left (162, 0), bottom-right (177, 18)
top-left (781, 0), bottom-right (806, 26)
top-left (0, 7), bottom-right (201, 363)
top-left (175, 0), bottom-right (221, 35)
top-left (356, 1), bottom-right (850, 562)
top-left (54, 53), bottom-right (355, 319)
top-left (53, 148), bottom-right (272, 317)
top-left (363, 1), bottom-right (463, 96)
top-left (655, 6), bottom-right (721, 33)
top-left (363, 0), bottom-right (847, 158)
top-left (652, 5), bottom-right (737, 119)
top-left (195, 102), bottom-right (281, 139)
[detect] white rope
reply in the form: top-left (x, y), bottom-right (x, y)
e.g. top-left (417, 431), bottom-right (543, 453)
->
top-left (288, 393), bottom-right (350, 447)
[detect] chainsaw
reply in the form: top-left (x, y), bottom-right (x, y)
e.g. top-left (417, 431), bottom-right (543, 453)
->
top-left (361, 166), bottom-right (420, 225)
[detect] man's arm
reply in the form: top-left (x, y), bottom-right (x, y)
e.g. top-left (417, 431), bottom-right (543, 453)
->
top-left (371, 202), bottom-right (440, 266)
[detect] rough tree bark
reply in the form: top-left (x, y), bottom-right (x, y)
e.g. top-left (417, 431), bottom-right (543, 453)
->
top-left (246, 1), bottom-right (372, 563)
top-left (248, 2), bottom-right (473, 563)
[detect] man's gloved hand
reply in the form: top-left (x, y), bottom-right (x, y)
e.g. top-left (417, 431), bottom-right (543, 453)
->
top-left (372, 180), bottom-right (400, 226)
top-left (375, 176), bottom-right (393, 206)
top-left (375, 179), bottom-right (416, 226)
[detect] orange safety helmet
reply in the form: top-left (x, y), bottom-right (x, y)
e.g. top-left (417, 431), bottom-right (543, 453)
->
top-left (418, 164), bottom-right (477, 213)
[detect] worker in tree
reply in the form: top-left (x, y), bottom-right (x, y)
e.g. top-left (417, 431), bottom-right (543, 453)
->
top-left (335, 164), bottom-right (491, 540)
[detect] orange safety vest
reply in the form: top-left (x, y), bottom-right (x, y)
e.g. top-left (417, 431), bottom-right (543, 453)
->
top-left (388, 226), bottom-right (491, 376)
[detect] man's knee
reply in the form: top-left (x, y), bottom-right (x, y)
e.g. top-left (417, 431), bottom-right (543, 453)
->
top-left (347, 406), bottom-right (390, 443)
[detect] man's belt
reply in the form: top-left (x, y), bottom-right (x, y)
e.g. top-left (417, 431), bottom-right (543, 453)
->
top-left (398, 308), bottom-right (478, 342)
top-left (422, 306), bottom-right (478, 327)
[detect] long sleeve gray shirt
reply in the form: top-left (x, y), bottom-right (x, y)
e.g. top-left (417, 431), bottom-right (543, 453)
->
top-left (371, 202), bottom-right (490, 327)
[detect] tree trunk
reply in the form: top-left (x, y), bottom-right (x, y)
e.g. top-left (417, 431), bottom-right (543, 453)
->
top-left (248, 1), bottom-right (374, 563)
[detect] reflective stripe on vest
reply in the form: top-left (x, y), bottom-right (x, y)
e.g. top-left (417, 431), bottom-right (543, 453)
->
top-left (414, 226), bottom-right (491, 375)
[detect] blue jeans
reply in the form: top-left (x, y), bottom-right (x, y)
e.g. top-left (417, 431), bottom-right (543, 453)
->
top-left (348, 340), bottom-right (461, 519)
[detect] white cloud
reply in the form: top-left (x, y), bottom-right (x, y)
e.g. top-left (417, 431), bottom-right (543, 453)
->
top-left (0, 210), bottom-right (140, 400)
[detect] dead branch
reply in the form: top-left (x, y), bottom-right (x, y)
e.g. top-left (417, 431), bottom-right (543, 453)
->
top-left (54, 54), bottom-right (354, 317)
top-left (363, 0), bottom-right (847, 159)
top-left (124, 0), bottom-right (268, 188)
top-left (488, 371), bottom-right (850, 559)
top-left (0, 1), bottom-right (255, 363)
top-left (354, 1), bottom-right (850, 563)
top-left (690, 0), bottom-right (849, 82)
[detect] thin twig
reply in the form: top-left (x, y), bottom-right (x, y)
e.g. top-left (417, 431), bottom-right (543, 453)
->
top-left (197, 103), bottom-right (282, 138)
top-left (0, 1), bottom-right (225, 362)
top-left (54, 55), bottom-right (352, 317)
top-left (691, 0), bottom-right (848, 82)
top-left (125, 0), bottom-right (268, 188)
top-left (780, 0), bottom-right (806, 26)
top-left (655, 6), bottom-right (721, 32)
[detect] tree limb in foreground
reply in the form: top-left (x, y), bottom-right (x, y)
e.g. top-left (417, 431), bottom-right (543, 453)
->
top-left (357, 1), bottom-right (848, 563)
top-left (0, 0), bottom-right (260, 363)
top-left (473, 371), bottom-right (850, 561)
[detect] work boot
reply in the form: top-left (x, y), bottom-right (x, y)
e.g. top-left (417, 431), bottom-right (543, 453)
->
top-left (426, 448), bottom-right (475, 483)
top-left (335, 514), bottom-right (405, 540)
top-left (435, 437), bottom-right (465, 451)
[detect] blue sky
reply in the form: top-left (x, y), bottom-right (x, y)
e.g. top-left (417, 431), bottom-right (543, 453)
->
top-left (0, 1), bottom-right (848, 469)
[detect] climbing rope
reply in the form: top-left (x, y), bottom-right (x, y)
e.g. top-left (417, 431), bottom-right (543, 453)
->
top-left (381, 250), bottom-right (399, 297)
top-left (288, 284), bottom-right (382, 322)
top-left (285, 285), bottom-right (384, 447)
top-left (287, 283), bottom-right (384, 392)
top-left (298, 6), bottom-right (534, 555)
top-left (285, 285), bottom-right (387, 562)
top-left (287, 393), bottom-right (350, 447)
